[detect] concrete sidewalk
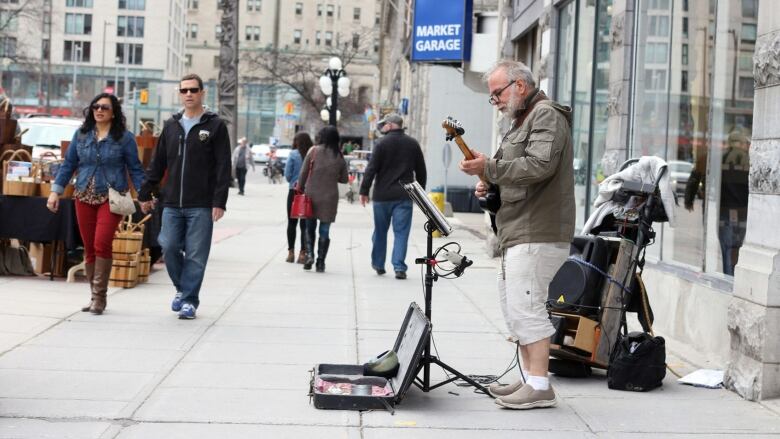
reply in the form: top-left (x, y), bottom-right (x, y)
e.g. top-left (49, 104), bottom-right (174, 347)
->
top-left (0, 171), bottom-right (778, 438)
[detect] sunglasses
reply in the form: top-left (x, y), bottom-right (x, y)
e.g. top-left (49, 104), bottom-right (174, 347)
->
top-left (488, 81), bottom-right (516, 105)
top-left (91, 104), bottom-right (112, 111)
top-left (179, 87), bottom-right (201, 94)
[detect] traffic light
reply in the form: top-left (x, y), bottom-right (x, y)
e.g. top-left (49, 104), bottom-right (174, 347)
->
top-left (139, 89), bottom-right (149, 105)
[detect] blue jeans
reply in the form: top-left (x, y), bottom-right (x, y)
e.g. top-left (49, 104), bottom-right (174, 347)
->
top-left (158, 207), bottom-right (213, 308)
top-left (305, 219), bottom-right (331, 243)
top-left (371, 200), bottom-right (413, 272)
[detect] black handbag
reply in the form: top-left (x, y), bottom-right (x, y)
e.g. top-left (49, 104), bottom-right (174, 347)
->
top-left (607, 331), bottom-right (666, 392)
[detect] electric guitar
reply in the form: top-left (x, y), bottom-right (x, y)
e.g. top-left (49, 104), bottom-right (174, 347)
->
top-left (441, 116), bottom-right (501, 215)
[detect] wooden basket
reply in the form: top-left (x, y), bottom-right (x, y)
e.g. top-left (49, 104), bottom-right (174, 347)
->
top-left (112, 230), bottom-right (143, 259)
top-left (2, 149), bottom-right (37, 196)
top-left (110, 258), bottom-right (138, 288)
top-left (138, 248), bottom-right (151, 283)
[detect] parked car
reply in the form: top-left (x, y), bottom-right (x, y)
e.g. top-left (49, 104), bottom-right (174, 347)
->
top-left (275, 144), bottom-right (292, 164)
top-left (667, 160), bottom-right (694, 196)
top-left (251, 143), bottom-right (271, 163)
top-left (17, 117), bottom-right (82, 160)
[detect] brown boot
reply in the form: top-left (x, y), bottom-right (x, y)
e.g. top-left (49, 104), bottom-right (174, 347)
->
top-left (286, 249), bottom-right (295, 263)
top-left (81, 262), bottom-right (95, 312)
top-left (90, 257), bottom-right (112, 315)
top-left (296, 249), bottom-right (306, 264)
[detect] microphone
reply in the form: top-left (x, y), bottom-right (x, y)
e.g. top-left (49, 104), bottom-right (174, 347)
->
top-left (442, 249), bottom-right (473, 275)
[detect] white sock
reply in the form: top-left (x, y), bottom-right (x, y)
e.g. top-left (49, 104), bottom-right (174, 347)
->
top-left (521, 370), bottom-right (530, 382)
top-left (526, 375), bottom-right (549, 391)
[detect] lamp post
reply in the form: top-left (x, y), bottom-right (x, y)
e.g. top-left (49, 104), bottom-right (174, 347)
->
top-left (101, 20), bottom-right (113, 92)
top-left (71, 44), bottom-right (82, 109)
top-left (318, 56), bottom-right (350, 126)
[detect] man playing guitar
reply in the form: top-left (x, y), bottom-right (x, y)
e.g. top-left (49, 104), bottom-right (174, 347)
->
top-left (458, 60), bottom-right (575, 410)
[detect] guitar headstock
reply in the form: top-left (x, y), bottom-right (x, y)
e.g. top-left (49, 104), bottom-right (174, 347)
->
top-left (441, 116), bottom-right (466, 141)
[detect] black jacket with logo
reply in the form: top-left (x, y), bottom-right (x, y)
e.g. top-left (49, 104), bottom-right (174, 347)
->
top-left (138, 110), bottom-right (232, 210)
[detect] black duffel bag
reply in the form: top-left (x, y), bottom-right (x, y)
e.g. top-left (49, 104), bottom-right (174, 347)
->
top-left (607, 331), bottom-right (666, 392)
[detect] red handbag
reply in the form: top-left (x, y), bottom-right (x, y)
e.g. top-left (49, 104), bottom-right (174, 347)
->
top-left (290, 149), bottom-right (315, 219)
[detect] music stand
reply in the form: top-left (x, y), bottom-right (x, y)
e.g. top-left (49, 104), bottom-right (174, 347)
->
top-left (402, 182), bottom-right (488, 395)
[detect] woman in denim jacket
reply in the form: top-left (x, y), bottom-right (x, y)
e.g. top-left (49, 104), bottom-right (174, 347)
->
top-left (284, 132), bottom-right (313, 263)
top-left (46, 93), bottom-right (145, 315)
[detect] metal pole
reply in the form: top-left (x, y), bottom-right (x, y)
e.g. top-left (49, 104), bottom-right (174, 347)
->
top-left (71, 46), bottom-right (79, 110)
top-left (101, 20), bottom-right (109, 91)
top-left (329, 70), bottom-right (338, 126)
top-left (124, 42), bottom-right (129, 101)
top-left (114, 56), bottom-right (119, 96)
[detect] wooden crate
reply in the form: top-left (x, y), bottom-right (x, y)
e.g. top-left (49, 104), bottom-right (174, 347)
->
top-left (112, 231), bottom-right (143, 259)
top-left (137, 249), bottom-right (151, 283)
top-left (110, 257), bottom-right (138, 288)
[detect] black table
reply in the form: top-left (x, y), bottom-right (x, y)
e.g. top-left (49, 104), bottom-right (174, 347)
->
top-left (0, 195), bottom-right (81, 249)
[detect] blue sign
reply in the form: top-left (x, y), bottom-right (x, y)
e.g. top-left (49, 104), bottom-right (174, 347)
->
top-left (411, 0), bottom-right (472, 63)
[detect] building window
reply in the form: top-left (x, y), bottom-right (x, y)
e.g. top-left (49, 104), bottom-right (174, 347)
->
top-left (324, 31), bottom-right (332, 46)
top-left (118, 0), bottom-right (145, 10)
top-left (216, 24), bottom-right (222, 40)
top-left (739, 77), bottom-right (755, 99)
top-left (187, 0), bottom-right (198, 9)
top-left (64, 40), bottom-right (90, 62)
top-left (185, 53), bottom-right (192, 67)
top-left (353, 7), bottom-right (360, 21)
top-left (247, 0), bottom-right (260, 12)
top-left (352, 33), bottom-right (359, 49)
top-left (295, 2), bottom-right (303, 15)
top-left (293, 29), bottom-right (302, 44)
top-left (245, 25), bottom-right (260, 41)
top-left (739, 52), bottom-right (753, 71)
top-left (0, 37), bottom-right (17, 58)
top-left (681, 44), bottom-right (688, 65)
top-left (66, 0), bottom-right (93, 6)
top-left (42, 39), bottom-right (50, 61)
top-left (648, 0), bottom-right (670, 9)
top-left (315, 31), bottom-right (320, 45)
top-left (741, 23), bottom-right (757, 43)
top-left (188, 23), bottom-right (198, 39)
top-left (648, 15), bottom-right (669, 37)
top-left (682, 0), bottom-right (688, 11)
top-left (682, 17), bottom-right (688, 38)
top-left (116, 43), bottom-right (143, 64)
top-left (645, 42), bottom-right (668, 64)
top-left (742, 0), bottom-right (758, 18)
top-left (65, 13), bottom-right (92, 35)
top-left (681, 70), bottom-right (688, 92)
top-left (326, 4), bottom-right (334, 17)
top-left (117, 16), bottom-right (144, 38)
top-left (644, 69), bottom-right (667, 90)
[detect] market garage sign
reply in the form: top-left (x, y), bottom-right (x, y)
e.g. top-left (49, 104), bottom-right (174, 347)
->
top-left (411, 0), bottom-right (472, 63)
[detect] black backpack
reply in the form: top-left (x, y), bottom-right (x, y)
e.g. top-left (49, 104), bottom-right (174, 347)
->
top-left (607, 331), bottom-right (666, 392)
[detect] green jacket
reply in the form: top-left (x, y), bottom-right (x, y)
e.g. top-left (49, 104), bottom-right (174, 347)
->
top-left (485, 99), bottom-right (575, 250)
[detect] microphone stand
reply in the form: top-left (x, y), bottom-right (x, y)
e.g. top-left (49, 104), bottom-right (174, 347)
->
top-left (413, 221), bottom-right (488, 395)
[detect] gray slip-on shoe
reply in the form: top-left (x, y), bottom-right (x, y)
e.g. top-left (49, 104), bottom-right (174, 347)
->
top-left (487, 378), bottom-right (525, 398)
top-left (495, 383), bottom-right (557, 410)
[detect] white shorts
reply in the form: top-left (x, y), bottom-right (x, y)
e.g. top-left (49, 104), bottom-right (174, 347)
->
top-left (498, 242), bottom-right (569, 345)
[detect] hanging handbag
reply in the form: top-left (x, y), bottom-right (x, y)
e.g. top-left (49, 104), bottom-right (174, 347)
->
top-left (290, 149), bottom-right (316, 219)
top-left (97, 141), bottom-right (137, 216)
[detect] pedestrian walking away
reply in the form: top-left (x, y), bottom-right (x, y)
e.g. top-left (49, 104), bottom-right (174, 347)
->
top-left (138, 73), bottom-right (232, 320)
top-left (284, 131), bottom-right (313, 264)
top-left (46, 93), bottom-right (145, 315)
top-left (297, 126), bottom-right (348, 273)
top-left (232, 137), bottom-right (255, 195)
top-left (359, 113), bottom-right (427, 280)
top-left (458, 60), bottom-right (575, 410)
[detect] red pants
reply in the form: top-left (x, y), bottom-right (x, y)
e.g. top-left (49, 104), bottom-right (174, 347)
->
top-left (75, 200), bottom-right (123, 263)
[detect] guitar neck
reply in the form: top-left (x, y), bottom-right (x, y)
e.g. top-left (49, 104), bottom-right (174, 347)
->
top-left (453, 135), bottom-right (488, 184)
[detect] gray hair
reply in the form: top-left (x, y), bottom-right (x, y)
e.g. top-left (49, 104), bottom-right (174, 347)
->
top-left (483, 60), bottom-right (536, 89)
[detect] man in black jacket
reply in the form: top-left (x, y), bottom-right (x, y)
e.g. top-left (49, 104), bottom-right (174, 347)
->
top-left (359, 113), bottom-right (427, 279)
top-left (138, 73), bottom-right (232, 319)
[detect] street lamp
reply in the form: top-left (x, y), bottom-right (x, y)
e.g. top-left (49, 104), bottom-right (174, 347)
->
top-left (318, 56), bottom-right (350, 126)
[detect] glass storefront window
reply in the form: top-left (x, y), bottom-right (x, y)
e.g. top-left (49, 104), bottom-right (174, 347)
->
top-left (554, 0), bottom-right (612, 230)
top-left (630, 0), bottom-right (758, 277)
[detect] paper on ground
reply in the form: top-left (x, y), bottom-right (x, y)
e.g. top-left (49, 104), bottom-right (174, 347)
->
top-left (678, 369), bottom-right (724, 388)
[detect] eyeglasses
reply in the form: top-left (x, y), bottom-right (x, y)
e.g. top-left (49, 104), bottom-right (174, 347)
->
top-left (179, 87), bottom-right (201, 94)
top-left (91, 104), bottom-right (112, 111)
top-left (488, 81), bottom-right (515, 105)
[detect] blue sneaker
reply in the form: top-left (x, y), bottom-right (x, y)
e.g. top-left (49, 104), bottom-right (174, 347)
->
top-left (178, 303), bottom-right (196, 320)
top-left (171, 292), bottom-right (183, 312)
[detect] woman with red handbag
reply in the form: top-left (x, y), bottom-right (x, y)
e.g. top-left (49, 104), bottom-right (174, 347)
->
top-left (284, 132), bottom-right (313, 263)
top-left (297, 126), bottom-right (348, 272)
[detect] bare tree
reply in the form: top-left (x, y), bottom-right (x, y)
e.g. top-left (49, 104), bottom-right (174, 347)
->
top-left (241, 26), bottom-right (377, 127)
top-left (0, 0), bottom-right (42, 63)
